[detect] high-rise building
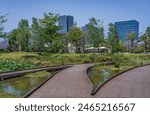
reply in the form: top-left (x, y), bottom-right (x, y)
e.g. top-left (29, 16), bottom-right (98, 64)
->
top-left (115, 20), bottom-right (139, 41)
top-left (58, 15), bottom-right (74, 33)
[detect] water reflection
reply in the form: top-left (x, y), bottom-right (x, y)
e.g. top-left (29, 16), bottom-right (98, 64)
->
top-left (88, 67), bottom-right (120, 89)
top-left (0, 73), bottom-right (48, 97)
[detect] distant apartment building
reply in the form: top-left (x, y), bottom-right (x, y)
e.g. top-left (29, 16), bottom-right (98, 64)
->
top-left (115, 20), bottom-right (139, 41)
top-left (58, 15), bottom-right (74, 33)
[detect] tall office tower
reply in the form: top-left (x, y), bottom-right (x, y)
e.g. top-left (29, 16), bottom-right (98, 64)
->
top-left (58, 15), bottom-right (74, 33)
top-left (115, 20), bottom-right (139, 41)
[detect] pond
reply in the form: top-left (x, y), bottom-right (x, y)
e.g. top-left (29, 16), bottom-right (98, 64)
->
top-left (87, 66), bottom-right (122, 89)
top-left (0, 71), bottom-right (54, 98)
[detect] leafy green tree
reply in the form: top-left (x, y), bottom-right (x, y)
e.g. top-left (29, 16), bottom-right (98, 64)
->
top-left (140, 33), bottom-right (147, 53)
top-left (127, 32), bottom-right (135, 53)
top-left (17, 19), bottom-right (31, 52)
top-left (145, 27), bottom-right (150, 52)
top-left (0, 15), bottom-right (7, 38)
top-left (60, 33), bottom-right (69, 53)
top-left (86, 17), bottom-right (104, 53)
top-left (39, 13), bottom-right (62, 52)
top-left (31, 17), bottom-right (45, 54)
top-left (8, 29), bottom-right (19, 51)
top-left (107, 23), bottom-right (120, 53)
top-left (67, 25), bottom-right (84, 53)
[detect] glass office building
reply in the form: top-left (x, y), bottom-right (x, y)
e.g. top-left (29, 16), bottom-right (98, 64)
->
top-left (58, 15), bottom-right (74, 33)
top-left (115, 20), bottom-right (139, 41)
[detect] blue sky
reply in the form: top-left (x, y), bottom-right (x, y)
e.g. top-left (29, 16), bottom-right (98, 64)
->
top-left (0, 0), bottom-right (150, 34)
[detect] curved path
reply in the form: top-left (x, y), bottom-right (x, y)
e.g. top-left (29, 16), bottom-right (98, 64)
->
top-left (95, 65), bottom-right (150, 98)
top-left (29, 64), bottom-right (93, 98)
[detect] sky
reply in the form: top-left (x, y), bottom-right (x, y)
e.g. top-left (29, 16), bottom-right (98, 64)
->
top-left (0, 0), bottom-right (150, 34)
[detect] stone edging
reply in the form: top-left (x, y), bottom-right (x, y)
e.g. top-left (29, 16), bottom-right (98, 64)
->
top-left (91, 63), bottom-right (150, 95)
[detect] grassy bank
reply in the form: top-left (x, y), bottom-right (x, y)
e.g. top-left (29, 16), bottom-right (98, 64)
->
top-left (0, 52), bottom-right (150, 72)
top-left (88, 53), bottom-right (150, 89)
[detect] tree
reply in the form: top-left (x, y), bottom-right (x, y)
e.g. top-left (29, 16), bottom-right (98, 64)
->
top-left (8, 29), bottom-right (19, 51)
top-left (0, 15), bottom-right (7, 38)
top-left (145, 27), bottom-right (150, 52)
top-left (67, 25), bottom-right (84, 53)
top-left (39, 12), bottom-right (62, 52)
top-left (31, 17), bottom-right (45, 54)
top-left (17, 19), bottom-right (31, 52)
top-left (86, 17), bottom-right (104, 53)
top-left (107, 23), bottom-right (120, 53)
top-left (140, 33), bottom-right (147, 53)
top-left (127, 32), bottom-right (135, 53)
top-left (139, 27), bottom-right (150, 53)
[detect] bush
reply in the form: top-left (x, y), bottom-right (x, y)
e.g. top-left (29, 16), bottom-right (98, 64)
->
top-left (114, 63), bottom-right (120, 68)
top-left (0, 59), bottom-right (34, 72)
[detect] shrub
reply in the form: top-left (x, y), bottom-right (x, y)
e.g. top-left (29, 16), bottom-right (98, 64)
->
top-left (114, 63), bottom-right (120, 68)
top-left (0, 59), bottom-right (34, 72)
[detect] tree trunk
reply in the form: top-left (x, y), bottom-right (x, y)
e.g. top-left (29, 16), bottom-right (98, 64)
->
top-left (97, 45), bottom-right (100, 53)
top-left (131, 40), bottom-right (134, 53)
top-left (19, 45), bottom-right (21, 52)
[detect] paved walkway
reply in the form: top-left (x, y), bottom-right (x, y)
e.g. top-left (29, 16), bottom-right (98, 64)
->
top-left (29, 64), bottom-right (93, 98)
top-left (95, 65), bottom-right (150, 98)
top-left (29, 64), bottom-right (150, 98)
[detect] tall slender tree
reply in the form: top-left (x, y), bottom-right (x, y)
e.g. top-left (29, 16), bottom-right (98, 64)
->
top-left (17, 19), bottom-right (31, 52)
top-left (107, 23), bottom-right (120, 53)
top-left (140, 33), bottom-right (147, 53)
top-left (127, 32), bottom-right (135, 53)
top-left (86, 17), bottom-right (104, 53)
top-left (145, 27), bottom-right (150, 52)
top-left (8, 29), bottom-right (19, 51)
top-left (0, 15), bottom-right (7, 38)
top-left (31, 17), bottom-right (45, 54)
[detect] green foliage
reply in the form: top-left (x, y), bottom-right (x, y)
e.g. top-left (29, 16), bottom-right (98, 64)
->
top-left (127, 32), bottom-right (135, 53)
top-left (67, 25), bottom-right (84, 53)
top-left (39, 12), bottom-right (62, 52)
top-left (86, 17), bottom-right (104, 52)
top-left (0, 59), bottom-right (34, 72)
top-left (114, 63), bottom-right (120, 68)
top-left (0, 14), bottom-right (7, 38)
top-left (107, 23), bottom-right (120, 53)
top-left (8, 29), bottom-right (19, 51)
top-left (133, 46), bottom-right (144, 53)
top-left (31, 17), bottom-right (45, 53)
top-left (8, 19), bottom-right (31, 52)
top-left (8, 12), bottom-right (62, 53)
top-left (139, 27), bottom-right (150, 53)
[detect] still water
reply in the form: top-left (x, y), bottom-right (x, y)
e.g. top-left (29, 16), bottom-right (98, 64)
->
top-left (0, 71), bottom-right (52, 98)
top-left (88, 67), bottom-right (120, 89)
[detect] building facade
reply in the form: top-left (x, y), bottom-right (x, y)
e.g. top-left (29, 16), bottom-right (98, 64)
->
top-left (58, 15), bottom-right (74, 33)
top-left (115, 20), bottom-right (139, 41)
